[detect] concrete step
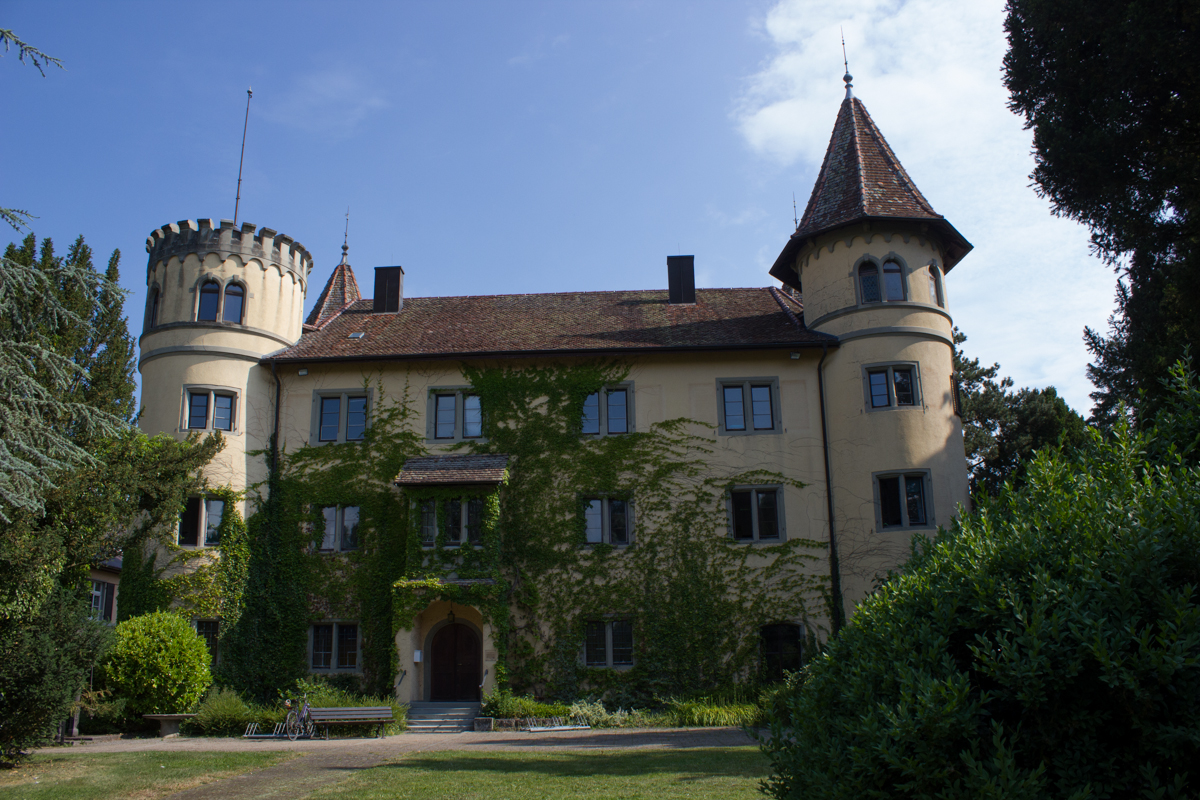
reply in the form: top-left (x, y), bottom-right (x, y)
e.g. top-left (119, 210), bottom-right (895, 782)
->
top-left (405, 702), bottom-right (480, 733)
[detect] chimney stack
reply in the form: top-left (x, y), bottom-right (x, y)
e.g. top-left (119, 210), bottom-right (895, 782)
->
top-left (372, 266), bottom-right (404, 313)
top-left (667, 255), bottom-right (695, 304)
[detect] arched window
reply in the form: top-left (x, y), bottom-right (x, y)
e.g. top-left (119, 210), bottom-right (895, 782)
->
top-left (149, 288), bottom-right (160, 329)
top-left (761, 623), bottom-right (802, 682)
top-left (882, 261), bottom-right (905, 301)
top-left (928, 265), bottom-right (945, 308)
top-left (197, 280), bottom-right (220, 321)
top-left (223, 283), bottom-right (244, 323)
top-left (859, 263), bottom-right (881, 303)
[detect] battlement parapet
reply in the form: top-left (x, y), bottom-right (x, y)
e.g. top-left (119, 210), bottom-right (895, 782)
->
top-left (145, 218), bottom-right (313, 287)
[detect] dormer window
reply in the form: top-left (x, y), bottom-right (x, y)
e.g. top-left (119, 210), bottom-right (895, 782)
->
top-left (223, 283), bottom-right (244, 323)
top-left (198, 280), bottom-right (221, 321)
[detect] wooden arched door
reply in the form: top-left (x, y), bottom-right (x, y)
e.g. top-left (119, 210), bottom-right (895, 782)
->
top-left (430, 623), bottom-right (481, 701)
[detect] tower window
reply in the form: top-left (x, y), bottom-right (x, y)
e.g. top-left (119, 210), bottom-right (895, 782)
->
top-left (188, 393), bottom-right (209, 429)
top-left (928, 265), bottom-right (945, 308)
top-left (882, 261), bottom-right (905, 301)
top-left (864, 364), bottom-right (919, 410)
top-left (149, 288), bottom-right (160, 329)
top-left (859, 263), bottom-right (880, 303)
top-left (184, 386), bottom-right (239, 431)
top-left (198, 280), bottom-right (220, 321)
top-left (223, 283), bottom-right (244, 323)
top-left (875, 471), bottom-right (932, 530)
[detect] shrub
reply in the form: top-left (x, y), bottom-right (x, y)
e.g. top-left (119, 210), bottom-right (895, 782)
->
top-left (664, 697), bottom-right (761, 727)
top-left (762, 412), bottom-right (1200, 798)
top-left (189, 687), bottom-right (252, 736)
top-left (104, 611), bottom-right (211, 716)
top-left (482, 688), bottom-right (570, 719)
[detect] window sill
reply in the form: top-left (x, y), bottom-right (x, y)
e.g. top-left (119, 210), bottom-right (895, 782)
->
top-left (730, 538), bottom-right (784, 545)
top-left (879, 524), bottom-right (936, 533)
top-left (717, 429), bottom-right (782, 437)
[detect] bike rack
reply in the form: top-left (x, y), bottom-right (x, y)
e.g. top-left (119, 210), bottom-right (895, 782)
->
top-left (242, 721), bottom-right (293, 739)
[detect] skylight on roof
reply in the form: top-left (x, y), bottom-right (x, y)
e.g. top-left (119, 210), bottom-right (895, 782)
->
top-left (348, 332), bottom-right (365, 339)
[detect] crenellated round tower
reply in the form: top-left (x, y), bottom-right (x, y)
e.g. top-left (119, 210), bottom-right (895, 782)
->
top-left (770, 81), bottom-right (971, 614)
top-left (138, 218), bottom-right (313, 509)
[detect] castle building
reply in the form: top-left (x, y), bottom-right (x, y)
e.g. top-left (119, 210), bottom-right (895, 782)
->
top-left (137, 85), bottom-right (969, 708)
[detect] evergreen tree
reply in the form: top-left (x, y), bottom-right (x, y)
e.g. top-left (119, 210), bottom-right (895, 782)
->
top-left (1003, 0), bottom-right (1199, 425)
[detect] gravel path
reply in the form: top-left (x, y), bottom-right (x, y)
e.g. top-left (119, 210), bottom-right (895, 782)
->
top-left (53, 728), bottom-right (757, 799)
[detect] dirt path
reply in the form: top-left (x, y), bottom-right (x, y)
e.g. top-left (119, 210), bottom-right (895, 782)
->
top-left (54, 728), bottom-right (756, 799)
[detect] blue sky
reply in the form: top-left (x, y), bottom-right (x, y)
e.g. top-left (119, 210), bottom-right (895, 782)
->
top-left (3, 0), bottom-right (1116, 412)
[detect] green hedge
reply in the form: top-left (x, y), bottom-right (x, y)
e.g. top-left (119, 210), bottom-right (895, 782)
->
top-left (104, 611), bottom-right (211, 716)
top-left (762, 396), bottom-right (1200, 798)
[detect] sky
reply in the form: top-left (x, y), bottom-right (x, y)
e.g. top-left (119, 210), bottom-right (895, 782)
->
top-left (3, 0), bottom-right (1116, 413)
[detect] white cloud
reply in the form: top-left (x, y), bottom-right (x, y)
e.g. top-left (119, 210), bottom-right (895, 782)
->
top-left (736, 0), bottom-right (1116, 414)
top-left (259, 66), bottom-right (387, 138)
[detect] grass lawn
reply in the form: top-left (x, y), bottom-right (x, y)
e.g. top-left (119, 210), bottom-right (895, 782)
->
top-left (310, 747), bottom-right (769, 800)
top-left (0, 750), bottom-right (296, 800)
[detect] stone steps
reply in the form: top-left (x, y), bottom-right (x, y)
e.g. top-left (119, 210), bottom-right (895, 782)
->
top-left (406, 702), bottom-right (481, 733)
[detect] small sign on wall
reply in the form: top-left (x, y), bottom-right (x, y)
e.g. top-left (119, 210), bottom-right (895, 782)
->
top-left (413, 650), bottom-right (422, 662)
top-left (485, 650), bottom-right (498, 662)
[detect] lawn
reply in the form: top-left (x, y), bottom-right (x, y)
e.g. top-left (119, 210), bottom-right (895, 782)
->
top-left (0, 750), bottom-right (296, 800)
top-left (309, 747), bottom-right (770, 799)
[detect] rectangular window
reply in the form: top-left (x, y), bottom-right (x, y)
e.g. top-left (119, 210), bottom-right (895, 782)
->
top-left (435, 394), bottom-right (456, 439)
top-left (876, 472), bottom-right (931, 529)
top-left (312, 624), bottom-right (333, 669)
top-left (346, 396), bottom-right (368, 441)
top-left (583, 620), bottom-right (634, 668)
top-left (420, 500), bottom-right (437, 545)
top-left (320, 397), bottom-right (341, 442)
top-left (718, 380), bottom-right (780, 435)
top-left (728, 487), bottom-right (782, 542)
top-left (337, 624), bottom-right (359, 669)
top-left (196, 620), bottom-right (220, 663)
top-left (188, 392), bottom-right (209, 429)
top-left (213, 394), bottom-right (234, 431)
top-left (204, 498), bottom-right (224, 545)
top-left (466, 498), bottom-right (483, 544)
top-left (422, 496), bottom-right (489, 547)
top-left (90, 580), bottom-right (115, 623)
top-left (320, 506), bottom-right (360, 552)
top-left (864, 365), bottom-right (920, 410)
top-left (580, 385), bottom-right (634, 436)
top-left (463, 395), bottom-right (483, 438)
top-left (179, 496), bottom-right (201, 546)
top-left (582, 497), bottom-right (632, 545)
top-left (444, 499), bottom-right (463, 544)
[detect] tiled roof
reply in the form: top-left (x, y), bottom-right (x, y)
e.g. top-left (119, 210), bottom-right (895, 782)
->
top-left (770, 96), bottom-right (971, 289)
top-left (304, 260), bottom-right (362, 328)
top-left (396, 454), bottom-right (511, 486)
top-left (272, 288), bottom-right (832, 363)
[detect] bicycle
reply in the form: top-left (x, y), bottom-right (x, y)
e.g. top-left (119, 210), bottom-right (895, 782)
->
top-left (285, 693), bottom-right (314, 741)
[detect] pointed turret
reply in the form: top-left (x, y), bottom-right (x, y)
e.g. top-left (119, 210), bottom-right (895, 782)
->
top-left (770, 92), bottom-right (971, 289)
top-left (305, 241), bottom-right (362, 330)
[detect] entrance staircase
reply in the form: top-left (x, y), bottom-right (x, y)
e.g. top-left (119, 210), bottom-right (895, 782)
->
top-left (406, 702), bottom-right (481, 733)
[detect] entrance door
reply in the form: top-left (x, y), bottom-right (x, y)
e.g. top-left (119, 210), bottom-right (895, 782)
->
top-left (430, 623), bottom-right (481, 701)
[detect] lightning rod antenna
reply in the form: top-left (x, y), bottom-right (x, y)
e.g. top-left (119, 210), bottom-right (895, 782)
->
top-left (341, 207), bottom-right (350, 264)
top-left (793, 193), bottom-right (799, 228)
top-left (233, 87), bottom-right (253, 227)
top-left (840, 28), bottom-right (854, 99)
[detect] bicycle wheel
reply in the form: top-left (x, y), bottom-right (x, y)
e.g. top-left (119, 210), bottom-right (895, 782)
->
top-left (285, 710), bottom-right (302, 741)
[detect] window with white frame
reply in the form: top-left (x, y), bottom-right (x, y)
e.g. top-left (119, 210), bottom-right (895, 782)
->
top-left (729, 486), bottom-right (782, 542)
top-left (320, 506), bottom-right (360, 552)
top-left (179, 496), bottom-right (224, 547)
top-left (865, 364), bottom-right (919, 410)
top-left (584, 620), bottom-right (634, 668)
top-left (875, 471), bottom-right (931, 529)
top-left (581, 385), bottom-right (632, 435)
top-left (184, 387), bottom-right (238, 432)
top-left (718, 379), bottom-right (780, 435)
top-left (196, 619), bottom-right (220, 663)
top-left (312, 391), bottom-right (369, 444)
top-left (310, 622), bottom-right (359, 670)
top-left (428, 389), bottom-right (483, 441)
top-left (90, 580), bottom-right (115, 623)
top-left (582, 497), bottom-right (631, 545)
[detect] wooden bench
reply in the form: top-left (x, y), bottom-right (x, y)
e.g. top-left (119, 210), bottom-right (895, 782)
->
top-left (308, 707), bottom-right (395, 739)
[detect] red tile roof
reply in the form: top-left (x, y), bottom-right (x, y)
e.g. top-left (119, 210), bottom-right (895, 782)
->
top-left (396, 454), bottom-right (510, 485)
top-left (269, 288), bottom-right (832, 363)
top-left (304, 260), bottom-right (362, 328)
top-left (770, 96), bottom-right (971, 289)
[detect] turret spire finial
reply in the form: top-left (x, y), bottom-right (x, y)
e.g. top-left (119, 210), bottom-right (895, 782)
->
top-left (341, 207), bottom-right (349, 265)
top-left (841, 28), bottom-right (853, 99)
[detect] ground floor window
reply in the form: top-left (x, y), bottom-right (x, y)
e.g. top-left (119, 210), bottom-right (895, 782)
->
top-left (90, 580), bottom-right (115, 623)
top-left (311, 622), bottom-right (359, 671)
top-left (584, 620), bottom-right (634, 668)
top-left (761, 623), bottom-right (802, 682)
top-left (196, 619), bottom-right (220, 664)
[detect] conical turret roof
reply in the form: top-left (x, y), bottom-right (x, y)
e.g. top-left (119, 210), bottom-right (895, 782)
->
top-left (770, 95), bottom-right (971, 289)
top-left (305, 254), bottom-right (362, 330)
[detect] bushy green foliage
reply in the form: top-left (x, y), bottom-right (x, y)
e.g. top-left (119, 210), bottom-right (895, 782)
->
top-left (664, 697), bottom-right (761, 728)
top-left (762, 383), bottom-right (1200, 798)
top-left (482, 689), bottom-right (571, 719)
top-left (104, 612), bottom-right (211, 716)
top-left (188, 687), bottom-right (253, 736)
top-left (294, 677), bottom-right (406, 734)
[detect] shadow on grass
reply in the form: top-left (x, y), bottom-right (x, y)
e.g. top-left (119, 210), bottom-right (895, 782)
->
top-left (364, 748), bottom-right (766, 780)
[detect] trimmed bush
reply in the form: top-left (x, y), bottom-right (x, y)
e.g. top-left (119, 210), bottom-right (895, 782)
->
top-left (104, 611), bottom-right (211, 716)
top-left (189, 687), bottom-right (252, 736)
top-left (762, 413), bottom-right (1200, 798)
